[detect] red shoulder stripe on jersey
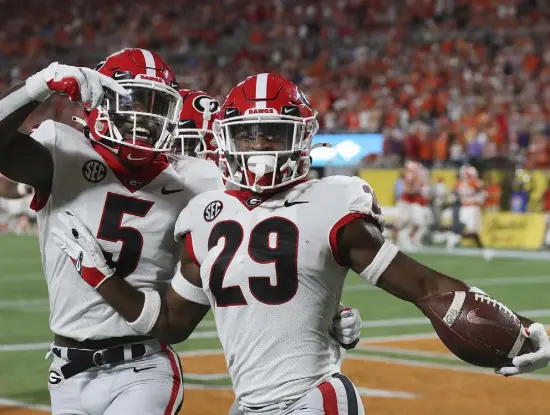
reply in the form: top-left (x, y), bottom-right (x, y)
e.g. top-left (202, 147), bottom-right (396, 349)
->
top-left (184, 233), bottom-right (200, 267)
top-left (30, 188), bottom-right (50, 212)
top-left (318, 380), bottom-right (339, 414)
top-left (329, 212), bottom-right (369, 266)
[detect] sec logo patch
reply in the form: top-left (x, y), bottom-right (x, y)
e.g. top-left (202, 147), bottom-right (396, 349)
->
top-left (82, 160), bottom-right (106, 183)
top-left (48, 370), bottom-right (64, 387)
top-left (204, 200), bottom-right (223, 222)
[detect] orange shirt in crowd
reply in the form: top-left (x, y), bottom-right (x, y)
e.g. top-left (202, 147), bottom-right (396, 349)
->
top-left (433, 133), bottom-right (448, 161)
top-left (419, 138), bottom-right (433, 162)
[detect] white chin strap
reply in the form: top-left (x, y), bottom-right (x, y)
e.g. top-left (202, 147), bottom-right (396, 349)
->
top-left (247, 155), bottom-right (276, 189)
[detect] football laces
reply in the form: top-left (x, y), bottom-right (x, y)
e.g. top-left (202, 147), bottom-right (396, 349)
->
top-left (473, 293), bottom-right (518, 322)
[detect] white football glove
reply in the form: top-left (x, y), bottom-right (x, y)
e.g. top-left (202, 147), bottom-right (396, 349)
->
top-left (333, 305), bottom-right (362, 350)
top-left (25, 62), bottom-right (128, 106)
top-left (496, 323), bottom-right (550, 376)
top-left (51, 210), bottom-right (115, 289)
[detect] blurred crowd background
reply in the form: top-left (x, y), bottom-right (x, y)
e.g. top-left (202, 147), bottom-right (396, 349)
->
top-left (2, 0), bottom-right (550, 248)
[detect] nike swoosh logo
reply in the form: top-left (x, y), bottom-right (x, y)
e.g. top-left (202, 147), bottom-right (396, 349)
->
top-left (283, 107), bottom-right (295, 114)
top-left (127, 154), bottom-right (147, 161)
top-left (466, 308), bottom-right (502, 328)
top-left (284, 200), bottom-right (309, 207)
top-left (161, 185), bottom-right (184, 195)
top-left (132, 365), bottom-right (157, 373)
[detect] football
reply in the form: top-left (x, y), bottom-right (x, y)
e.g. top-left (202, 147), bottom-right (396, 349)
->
top-left (418, 291), bottom-right (534, 368)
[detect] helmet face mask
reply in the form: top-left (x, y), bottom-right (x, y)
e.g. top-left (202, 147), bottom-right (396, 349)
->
top-left (216, 116), bottom-right (315, 191)
top-left (96, 80), bottom-right (181, 152)
top-left (213, 73), bottom-right (318, 193)
top-left (84, 49), bottom-right (183, 168)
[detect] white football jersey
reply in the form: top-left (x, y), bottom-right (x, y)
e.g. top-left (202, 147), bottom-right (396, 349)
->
top-left (173, 176), bottom-right (384, 407)
top-left (171, 155), bottom-right (223, 196)
top-left (31, 120), bottom-right (222, 341)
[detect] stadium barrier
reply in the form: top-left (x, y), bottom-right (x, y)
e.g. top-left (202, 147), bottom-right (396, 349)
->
top-left (480, 212), bottom-right (547, 250)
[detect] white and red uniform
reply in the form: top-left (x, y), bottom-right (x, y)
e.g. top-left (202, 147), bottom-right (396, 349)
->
top-left (173, 175), bottom-right (382, 413)
top-left (456, 177), bottom-right (484, 234)
top-left (395, 166), bottom-right (421, 229)
top-left (412, 169), bottom-right (433, 228)
top-left (32, 120), bottom-right (222, 415)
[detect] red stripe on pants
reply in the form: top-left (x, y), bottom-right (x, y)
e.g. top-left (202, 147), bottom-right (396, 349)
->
top-left (318, 381), bottom-right (339, 414)
top-left (162, 345), bottom-right (182, 415)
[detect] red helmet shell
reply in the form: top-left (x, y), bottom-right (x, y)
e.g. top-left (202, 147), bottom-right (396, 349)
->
top-left (218, 73), bottom-right (314, 121)
top-left (95, 48), bottom-right (179, 89)
top-left (214, 73), bottom-right (318, 192)
top-left (176, 89), bottom-right (220, 159)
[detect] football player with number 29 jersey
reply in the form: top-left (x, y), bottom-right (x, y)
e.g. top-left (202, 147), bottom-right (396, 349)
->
top-left (50, 73), bottom-right (550, 414)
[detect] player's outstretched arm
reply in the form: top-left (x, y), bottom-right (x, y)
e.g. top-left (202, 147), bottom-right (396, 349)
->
top-left (337, 217), bottom-right (550, 375)
top-left (0, 82), bottom-right (52, 192)
top-left (337, 217), bottom-right (469, 302)
top-left (52, 210), bottom-right (210, 344)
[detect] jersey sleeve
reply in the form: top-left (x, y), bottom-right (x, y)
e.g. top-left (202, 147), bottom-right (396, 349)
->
top-left (29, 120), bottom-right (57, 211)
top-left (196, 160), bottom-right (224, 193)
top-left (178, 158), bottom-right (224, 199)
top-left (174, 203), bottom-right (194, 242)
top-left (328, 176), bottom-right (386, 265)
top-left (173, 201), bottom-right (201, 267)
top-left (30, 120), bottom-right (56, 152)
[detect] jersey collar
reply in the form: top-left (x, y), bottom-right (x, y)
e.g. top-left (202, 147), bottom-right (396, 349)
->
top-left (93, 143), bottom-right (169, 193)
top-left (225, 179), bottom-right (308, 210)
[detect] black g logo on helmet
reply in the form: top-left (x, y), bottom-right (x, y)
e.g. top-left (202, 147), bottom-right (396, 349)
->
top-left (193, 95), bottom-right (220, 114)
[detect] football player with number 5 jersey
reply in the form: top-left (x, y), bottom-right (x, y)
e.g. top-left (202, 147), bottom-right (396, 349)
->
top-left (0, 48), bottom-right (222, 415)
top-left (50, 73), bottom-right (550, 414)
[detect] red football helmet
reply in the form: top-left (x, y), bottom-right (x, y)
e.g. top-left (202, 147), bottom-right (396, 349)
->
top-left (84, 48), bottom-right (182, 168)
top-left (174, 89), bottom-right (220, 159)
top-left (213, 73), bottom-right (318, 192)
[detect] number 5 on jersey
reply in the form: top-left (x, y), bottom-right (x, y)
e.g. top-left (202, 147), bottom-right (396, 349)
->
top-left (97, 192), bottom-right (154, 278)
top-left (208, 217), bottom-right (299, 307)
